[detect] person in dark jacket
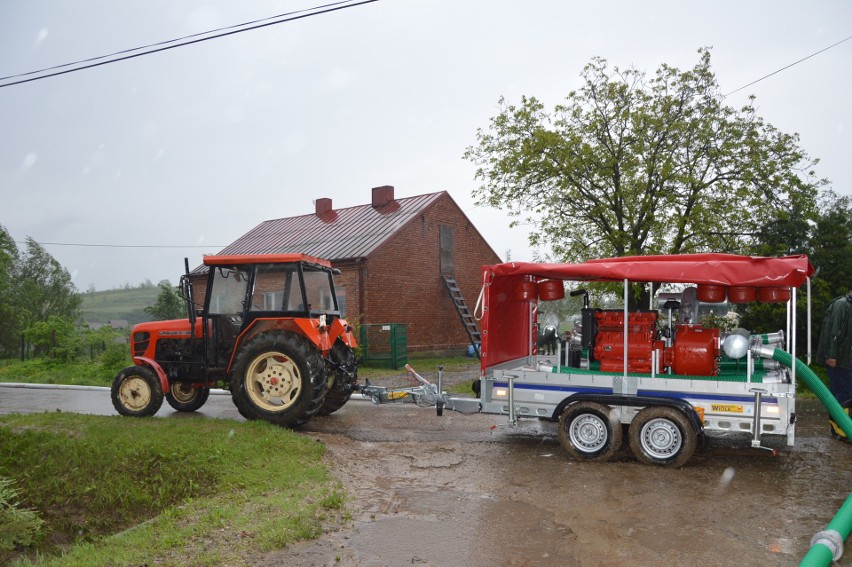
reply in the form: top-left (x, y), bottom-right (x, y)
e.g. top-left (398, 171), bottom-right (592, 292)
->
top-left (815, 285), bottom-right (852, 441)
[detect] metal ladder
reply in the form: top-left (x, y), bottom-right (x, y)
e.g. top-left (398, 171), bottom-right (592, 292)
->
top-left (441, 274), bottom-right (481, 358)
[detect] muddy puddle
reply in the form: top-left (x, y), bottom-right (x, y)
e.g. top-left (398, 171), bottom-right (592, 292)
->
top-left (255, 398), bottom-right (852, 566)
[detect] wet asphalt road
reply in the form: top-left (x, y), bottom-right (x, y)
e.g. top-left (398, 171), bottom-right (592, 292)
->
top-left (2, 383), bottom-right (851, 566)
top-left (0, 382), bottom-right (243, 419)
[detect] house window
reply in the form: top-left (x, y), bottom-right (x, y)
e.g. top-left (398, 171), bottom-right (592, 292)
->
top-left (263, 291), bottom-right (281, 310)
top-left (440, 224), bottom-right (454, 274)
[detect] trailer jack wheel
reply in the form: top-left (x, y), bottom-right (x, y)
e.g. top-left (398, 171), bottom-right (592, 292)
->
top-left (558, 401), bottom-right (623, 462)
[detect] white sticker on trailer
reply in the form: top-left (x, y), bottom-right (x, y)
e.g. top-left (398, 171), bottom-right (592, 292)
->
top-left (534, 393), bottom-right (544, 401)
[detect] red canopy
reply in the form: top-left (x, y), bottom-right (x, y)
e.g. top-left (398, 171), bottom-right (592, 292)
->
top-left (480, 254), bottom-right (815, 370)
top-left (486, 253), bottom-right (814, 288)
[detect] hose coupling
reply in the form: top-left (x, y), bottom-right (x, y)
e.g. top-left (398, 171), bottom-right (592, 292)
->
top-left (750, 344), bottom-right (776, 359)
top-left (809, 529), bottom-right (843, 561)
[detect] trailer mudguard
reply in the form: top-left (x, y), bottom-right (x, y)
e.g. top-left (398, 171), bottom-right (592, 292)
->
top-left (553, 393), bottom-right (705, 438)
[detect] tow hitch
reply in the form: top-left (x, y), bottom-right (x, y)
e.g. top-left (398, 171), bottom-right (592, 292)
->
top-left (356, 365), bottom-right (480, 416)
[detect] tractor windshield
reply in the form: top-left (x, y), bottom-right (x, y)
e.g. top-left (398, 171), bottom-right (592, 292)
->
top-left (247, 262), bottom-right (338, 316)
top-left (303, 267), bottom-right (338, 314)
top-left (208, 266), bottom-right (251, 315)
top-left (251, 263), bottom-right (298, 311)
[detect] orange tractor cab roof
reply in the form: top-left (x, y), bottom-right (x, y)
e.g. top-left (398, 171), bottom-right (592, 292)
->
top-left (203, 253), bottom-right (333, 269)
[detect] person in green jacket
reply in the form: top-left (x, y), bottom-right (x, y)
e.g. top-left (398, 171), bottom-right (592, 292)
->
top-left (815, 285), bottom-right (852, 441)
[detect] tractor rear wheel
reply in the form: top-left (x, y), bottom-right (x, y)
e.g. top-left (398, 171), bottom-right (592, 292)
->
top-left (628, 406), bottom-right (696, 468)
top-left (165, 383), bottom-right (210, 412)
top-left (230, 331), bottom-right (327, 427)
top-left (558, 401), bottom-right (623, 462)
top-left (317, 338), bottom-right (357, 416)
top-left (317, 377), bottom-right (350, 416)
top-left (111, 365), bottom-right (164, 417)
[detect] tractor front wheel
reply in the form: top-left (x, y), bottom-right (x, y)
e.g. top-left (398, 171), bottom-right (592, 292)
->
top-left (165, 383), bottom-right (210, 412)
top-left (111, 365), bottom-right (164, 417)
top-left (230, 332), bottom-right (327, 427)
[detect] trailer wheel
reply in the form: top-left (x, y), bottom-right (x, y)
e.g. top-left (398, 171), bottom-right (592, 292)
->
top-left (165, 383), bottom-right (210, 412)
top-left (111, 365), bottom-right (164, 417)
top-left (230, 331), bottom-right (327, 427)
top-left (558, 401), bottom-right (623, 462)
top-left (628, 406), bottom-right (696, 468)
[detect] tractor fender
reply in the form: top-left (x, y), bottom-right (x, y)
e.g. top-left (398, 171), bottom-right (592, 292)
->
top-left (226, 318), bottom-right (329, 373)
top-left (328, 318), bottom-right (358, 348)
top-left (133, 356), bottom-right (169, 393)
top-left (553, 393), bottom-right (705, 439)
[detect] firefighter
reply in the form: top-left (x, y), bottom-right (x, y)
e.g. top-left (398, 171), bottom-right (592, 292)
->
top-left (815, 284), bottom-right (852, 443)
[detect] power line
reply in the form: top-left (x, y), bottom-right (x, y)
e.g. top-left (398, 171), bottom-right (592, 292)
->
top-left (0, 0), bottom-right (359, 83)
top-left (725, 33), bottom-right (852, 97)
top-left (16, 241), bottom-right (225, 249)
top-left (0, 0), bottom-right (379, 88)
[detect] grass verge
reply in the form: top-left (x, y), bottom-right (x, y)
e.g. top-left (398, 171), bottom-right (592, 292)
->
top-left (0, 359), bottom-right (124, 388)
top-left (0, 413), bottom-right (346, 566)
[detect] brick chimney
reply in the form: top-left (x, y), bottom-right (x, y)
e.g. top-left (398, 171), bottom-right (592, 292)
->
top-left (372, 185), bottom-right (394, 208)
top-left (315, 198), bottom-right (332, 215)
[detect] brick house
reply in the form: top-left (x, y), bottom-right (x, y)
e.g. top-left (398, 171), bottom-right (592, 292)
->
top-left (200, 185), bottom-right (501, 354)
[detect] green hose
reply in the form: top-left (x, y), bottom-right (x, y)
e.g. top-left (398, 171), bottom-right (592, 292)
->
top-left (799, 493), bottom-right (852, 566)
top-left (770, 349), bottom-right (852, 440)
top-left (765, 349), bottom-right (852, 566)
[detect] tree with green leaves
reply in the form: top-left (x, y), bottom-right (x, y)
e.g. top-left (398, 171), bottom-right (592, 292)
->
top-left (0, 226), bottom-right (19, 356)
top-left (465, 48), bottom-right (825, 262)
top-left (23, 315), bottom-right (79, 361)
top-left (0, 227), bottom-right (82, 358)
top-left (144, 280), bottom-right (185, 321)
top-left (809, 191), bottom-right (852, 299)
top-left (736, 190), bottom-right (850, 357)
top-left (14, 238), bottom-right (82, 332)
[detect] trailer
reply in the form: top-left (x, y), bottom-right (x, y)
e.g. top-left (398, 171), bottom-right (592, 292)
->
top-left (362, 253), bottom-right (816, 468)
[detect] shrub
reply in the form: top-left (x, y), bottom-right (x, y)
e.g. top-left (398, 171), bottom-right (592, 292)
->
top-left (0, 476), bottom-right (44, 555)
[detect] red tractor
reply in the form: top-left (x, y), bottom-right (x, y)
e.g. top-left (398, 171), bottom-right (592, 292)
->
top-left (110, 253), bottom-right (358, 427)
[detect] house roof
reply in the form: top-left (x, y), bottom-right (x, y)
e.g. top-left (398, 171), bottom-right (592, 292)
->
top-left (216, 191), bottom-right (446, 261)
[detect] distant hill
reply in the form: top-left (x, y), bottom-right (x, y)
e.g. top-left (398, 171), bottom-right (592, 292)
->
top-left (80, 287), bottom-right (160, 326)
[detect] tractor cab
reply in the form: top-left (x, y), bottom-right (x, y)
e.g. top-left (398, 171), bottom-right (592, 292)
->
top-left (189, 255), bottom-right (345, 373)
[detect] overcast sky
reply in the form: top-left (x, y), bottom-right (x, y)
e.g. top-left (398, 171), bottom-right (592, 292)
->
top-left (1, 0), bottom-right (850, 291)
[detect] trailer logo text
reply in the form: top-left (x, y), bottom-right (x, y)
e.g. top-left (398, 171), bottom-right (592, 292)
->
top-left (711, 404), bottom-right (744, 413)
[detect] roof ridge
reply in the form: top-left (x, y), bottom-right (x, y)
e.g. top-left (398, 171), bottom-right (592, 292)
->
top-left (260, 190), bottom-right (446, 224)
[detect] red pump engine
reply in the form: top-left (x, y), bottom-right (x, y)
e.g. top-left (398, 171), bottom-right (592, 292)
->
top-left (670, 324), bottom-right (719, 376)
top-left (592, 310), bottom-right (719, 376)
